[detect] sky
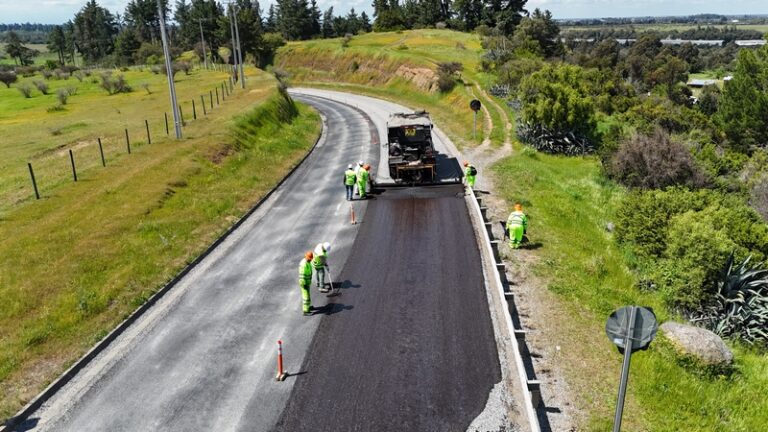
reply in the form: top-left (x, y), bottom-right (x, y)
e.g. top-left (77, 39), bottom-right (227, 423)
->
top-left (1, 0), bottom-right (768, 24)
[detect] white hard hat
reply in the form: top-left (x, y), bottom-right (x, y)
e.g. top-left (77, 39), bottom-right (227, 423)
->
top-left (348, 164), bottom-right (353, 169)
top-left (358, 160), bottom-right (364, 166)
top-left (323, 242), bottom-right (331, 251)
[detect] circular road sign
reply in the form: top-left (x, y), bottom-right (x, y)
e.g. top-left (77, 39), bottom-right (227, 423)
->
top-left (470, 99), bottom-right (481, 112)
top-left (605, 306), bottom-right (658, 353)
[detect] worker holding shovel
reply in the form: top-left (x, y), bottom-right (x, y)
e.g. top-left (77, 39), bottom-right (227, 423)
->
top-left (313, 242), bottom-right (332, 293)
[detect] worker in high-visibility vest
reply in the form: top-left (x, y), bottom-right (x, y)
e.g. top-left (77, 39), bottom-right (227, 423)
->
top-left (344, 164), bottom-right (357, 201)
top-left (299, 251), bottom-right (314, 316)
top-left (313, 242), bottom-right (331, 293)
top-left (506, 203), bottom-right (528, 249)
top-left (463, 161), bottom-right (477, 190)
top-left (357, 164), bottom-right (370, 199)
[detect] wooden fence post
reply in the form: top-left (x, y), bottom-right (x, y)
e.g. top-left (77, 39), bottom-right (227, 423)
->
top-left (28, 162), bottom-right (40, 199)
top-left (69, 149), bottom-right (77, 182)
top-left (164, 112), bottom-right (169, 135)
top-left (125, 129), bottom-right (131, 154)
top-left (192, 99), bottom-right (197, 120)
top-left (98, 138), bottom-right (105, 166)
top-left (145, 119), bottom-right (151, 144)
top-left (201, 95), bottom-right (207, 115)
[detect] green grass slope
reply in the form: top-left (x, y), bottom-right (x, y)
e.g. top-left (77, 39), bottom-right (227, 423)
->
top-left (276, 29), bottom-right (506, 148)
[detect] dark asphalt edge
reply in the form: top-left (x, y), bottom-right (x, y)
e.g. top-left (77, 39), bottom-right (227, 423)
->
top-left (1, 99), bottom-right (328, 432)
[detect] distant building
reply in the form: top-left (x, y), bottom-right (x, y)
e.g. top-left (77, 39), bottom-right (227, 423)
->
top-left (687, 79), bottom-right (718, 88)
top-left (735, 40), bottom-right (767, 47)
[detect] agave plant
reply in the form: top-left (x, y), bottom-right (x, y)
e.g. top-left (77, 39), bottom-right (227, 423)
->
top-left (693, 253), bottom-right (768, 345)
top-left (517, 122), bottom-right (595, 156)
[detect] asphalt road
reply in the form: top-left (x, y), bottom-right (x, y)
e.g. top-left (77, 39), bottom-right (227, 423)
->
top-left (18, 91), bottom-right (503, 432)
top-left (21, 95), bottom-right (378, 432)
top-left (274, 185), bottom-right (501, 432)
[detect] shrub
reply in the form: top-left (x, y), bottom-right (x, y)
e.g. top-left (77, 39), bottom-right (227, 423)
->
top-left (16, 66), bottom-right (37, 77)
top-left (56, 88), bottom-right (69, 105)
top-left (46, 104), bottom-right (65, 113)
top-left (608, 128), bottom-right (708, 189)
top-left (751, 175), bottom-right (768, 221)
top-left (41, 69), bottom-right (54, 80)
top-left (617, 188), bottom-right (768, 307)
top-left (17, 83), bottom-right (33, 98)
top-left (341, 33), bottom-right (353, 48)
top-left (141, 83), bottom-right (151, 95)
top-left (100, 73), bottom-right (132, 95)
top-left (53, 69), bottom-right (70, 80)
top-left (517, 122), bottom-right (596, 155)
top-left (436, 61), bottom-right (463, 92)
top-left (693, 254), bottom-right (768, 346)
top-left (0, 71), bottom-right (17, 88)
top-left (177, 61), bottom-right (192, 75)
top-left (160, 63), bottom-right (179, 79)
top-left (653, 209), bottom-right (739, 307)
top-left (33, 80), bottom-right (49, 95)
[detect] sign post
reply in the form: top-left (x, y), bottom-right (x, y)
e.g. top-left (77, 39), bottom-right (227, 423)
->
top-left (470, 99), bottom-right (481, 140)
top-left (605, 306), bottom-right (658, 432)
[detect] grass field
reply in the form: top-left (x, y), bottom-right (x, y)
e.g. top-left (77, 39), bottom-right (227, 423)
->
top-left (276, 29), bottom-right (507, 148)
top-left (0, 66), bottom-right (241, 214)
top-left (0, 68), bottom-right (321, 420)
top-left (281, 28), bottom-right (768, 431)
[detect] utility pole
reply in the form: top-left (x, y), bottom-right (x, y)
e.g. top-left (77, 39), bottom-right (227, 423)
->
top-left (198, 19), bottom-right (209, 70)
top-left (228, 4), bottom-right (237, 81)
top-left (232, 4), bottom-right (245, 88)
top-left (158, 0), bottom-right (182, 139)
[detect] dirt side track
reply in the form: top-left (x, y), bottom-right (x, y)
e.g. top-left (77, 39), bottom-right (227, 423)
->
top-left (274, 185), bottom-right (501, 432)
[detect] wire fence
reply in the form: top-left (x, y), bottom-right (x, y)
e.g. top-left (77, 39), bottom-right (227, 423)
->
top-left (8, 66), bottom-right (243, 212)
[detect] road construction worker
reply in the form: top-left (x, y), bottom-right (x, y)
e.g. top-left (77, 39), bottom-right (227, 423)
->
top-left (464, 161), bottom-right (477, 190)
top-left (313, 242), bottom-right (331, 292)
top-left (299, 251), bottom-right (314, 316)
top-left (344, 164), bottom-right (357, 201)
top-left (357, 164), bottom-right (370, 199)
top-left (353, 160), bottom-right (364, 196)
top-left (506, 203), bottom-right (528, 249)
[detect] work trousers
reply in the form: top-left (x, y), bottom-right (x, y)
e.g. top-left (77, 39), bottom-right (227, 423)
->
top-left (300, 279), bottom-right (311, 313)
top-left (357, 181), bottom-right (367, 198)
top-left (314, 266), bottom-right (326, 288)
top-left (508, 224), bottom-right (525, 249)
top-left (346, 184), bottom-right (354, 200)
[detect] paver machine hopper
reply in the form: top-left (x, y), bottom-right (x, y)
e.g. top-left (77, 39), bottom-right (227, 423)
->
top-left (387, 111), bottom-right (436, 184)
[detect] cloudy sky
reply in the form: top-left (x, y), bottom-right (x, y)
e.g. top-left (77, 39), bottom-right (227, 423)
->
top-left (1, 0), bottom-right (767, 24)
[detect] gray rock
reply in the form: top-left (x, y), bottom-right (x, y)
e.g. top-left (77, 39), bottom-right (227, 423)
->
top-left (661, 322), bottom-right (733, 365)
top-left (605, 222), bottom-right (615, 232)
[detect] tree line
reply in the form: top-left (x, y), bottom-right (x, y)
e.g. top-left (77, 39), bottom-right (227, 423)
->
top-left (2, 0), bottom-right (532, 67)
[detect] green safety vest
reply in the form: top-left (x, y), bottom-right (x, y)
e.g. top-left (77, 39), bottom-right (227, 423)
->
top-left (344, 169), bottom-right (357, 186)
top-left (312, 246), bottom-right (327, 268)
top-left (298, 258), bottom-right (312, 282)
top-left (507, 211), bottom-right (527, 227)
top-left (465, 166), bottom-right (476, 177)
top-left (357, 169), bottom-right (369, 183)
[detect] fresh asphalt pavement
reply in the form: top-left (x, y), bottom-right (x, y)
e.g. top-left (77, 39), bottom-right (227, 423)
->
top-left (273, 184), bottom-right (501, 432)
top-left (18, 91), bottom-right (503, 432)
top-left (20, 95), bottom-right (378, 431)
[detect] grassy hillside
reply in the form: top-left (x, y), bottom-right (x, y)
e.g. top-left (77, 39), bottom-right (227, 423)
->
top-left (0, 70), bottom-right (321, 420)
top-left (0, 66), bottom-right (244, 214)
top-left (279, 29), bottom-right (768, 431)
top-left (276, 29), bottom-right (507, 149)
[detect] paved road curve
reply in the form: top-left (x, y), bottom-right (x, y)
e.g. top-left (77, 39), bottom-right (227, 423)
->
top-left (274, 185), bottom-right (501, 432)
top-left (19, 91), bottom-right (503, 432)
top-left (22, 96), bottom-right (378, 432)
